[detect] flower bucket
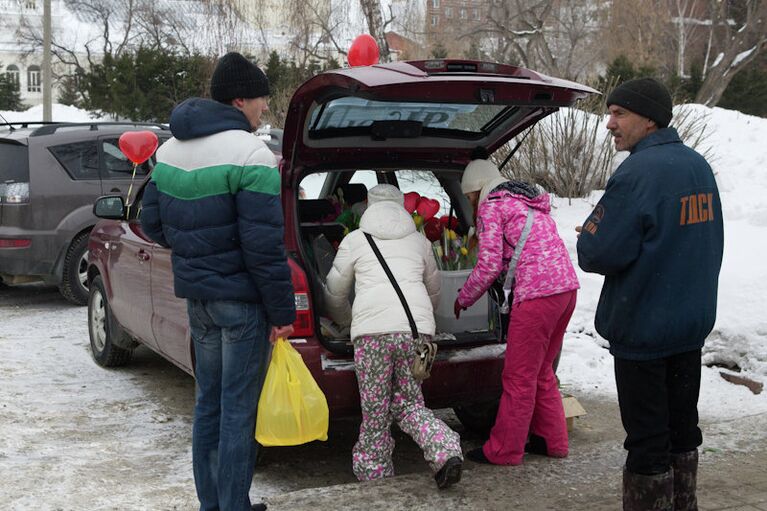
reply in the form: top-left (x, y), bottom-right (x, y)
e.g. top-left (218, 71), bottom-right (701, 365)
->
top-left (435, 269), bottom-right (488, 333)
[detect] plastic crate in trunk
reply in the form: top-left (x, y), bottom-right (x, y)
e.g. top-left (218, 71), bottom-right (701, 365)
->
top-left (435, 269), bottom-right (489, 333)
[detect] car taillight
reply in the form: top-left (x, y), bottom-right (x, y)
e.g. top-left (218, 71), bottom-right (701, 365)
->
top-left (0, 182), bottom-right (30, 204)
top-left (289, 258), bottom-right (315, 338)
top-left (0, 238), bottom-right (31, 248)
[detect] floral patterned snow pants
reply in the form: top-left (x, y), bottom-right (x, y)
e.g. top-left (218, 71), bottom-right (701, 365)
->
top-left (352, 332), bottom-right (463, 481)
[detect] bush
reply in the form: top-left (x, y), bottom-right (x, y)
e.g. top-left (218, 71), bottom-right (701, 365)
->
top-left (490, 77), bottom-right (713, 198)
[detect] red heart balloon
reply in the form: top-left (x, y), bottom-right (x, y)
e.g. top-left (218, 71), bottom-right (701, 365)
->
top-left (348, 34), bottom-right (380, 67)
top-left (403, 191), bottom-right (420, 214)
top-left (416, 197), bottom-right (440, 221)
top-left (119, 131), bottom-right (159, 165)
top-left (423, 217), bottom-right (442, 242)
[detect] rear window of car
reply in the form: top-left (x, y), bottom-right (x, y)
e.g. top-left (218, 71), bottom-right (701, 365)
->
top-left (49, 141), bottom-right (100, 180)
top-left (0, 141), bottom-right (29, 183)
top-left (308, 97), bottom-right (514, 136)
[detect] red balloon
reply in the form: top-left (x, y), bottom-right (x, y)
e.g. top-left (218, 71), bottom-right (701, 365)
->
top-left (403, 191), bottom-right (420, 214)
top-left (119, 130), bottom-right (159, 165)
top-left (416, 197), bottom-right (440, 221)
top-left (348, 34), bottom-right (380, 67)
top-left (423, 217), bottom-right (442, 242)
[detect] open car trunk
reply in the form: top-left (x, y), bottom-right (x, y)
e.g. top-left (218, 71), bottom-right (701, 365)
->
top-left (280, 59), bottom-right (598, 356)
top-left (294, 168), bottom-right (508, 355)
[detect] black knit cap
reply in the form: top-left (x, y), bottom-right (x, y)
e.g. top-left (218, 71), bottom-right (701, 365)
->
top-left (606, 78), bottom-right (673, 128)
top-left (210, 52), bottom-right (270, 103)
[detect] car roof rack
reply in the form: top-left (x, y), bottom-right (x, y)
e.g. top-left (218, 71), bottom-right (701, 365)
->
top-left (0, 121), bottom-right (170, 137)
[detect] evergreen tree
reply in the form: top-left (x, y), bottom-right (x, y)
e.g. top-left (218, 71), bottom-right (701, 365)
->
top-left (719, 56), bottom-right (767, 117)
top-left (80, 48), bottom-right (214, 122)
top-left (0, 66), bottom-right (25, 111)
top-left (57, 75), bottom-right (80, 107)
top-left (431, 43), bottom-right (448, 59)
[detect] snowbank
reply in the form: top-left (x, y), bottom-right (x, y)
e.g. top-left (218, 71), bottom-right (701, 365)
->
top-left (1, 104), bottom-right (97, 123)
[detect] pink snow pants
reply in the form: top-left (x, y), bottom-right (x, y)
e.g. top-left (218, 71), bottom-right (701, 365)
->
top-left (483, 290), bottom-right (577, 465)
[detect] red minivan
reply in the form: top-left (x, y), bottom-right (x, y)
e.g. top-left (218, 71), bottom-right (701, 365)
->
top-left (86, 59), bottom-right (596, 434)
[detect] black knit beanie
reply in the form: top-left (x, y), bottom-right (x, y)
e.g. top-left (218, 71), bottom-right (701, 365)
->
top-left (606, 78), bottom-right (673, 128)
top-left (210, 52), bottom-right (270, 103)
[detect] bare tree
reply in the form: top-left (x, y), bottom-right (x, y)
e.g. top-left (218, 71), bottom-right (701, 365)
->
top-left (462, 0), bottom-right (608, 81)
top-left (669, 0), bottom-right (707, 77)
top-left (604, 0), bottom-right (673, 72)
top-left (696, 0), bottom-right (767, 105)
top-left (358, 0), bottom-right (391, 63)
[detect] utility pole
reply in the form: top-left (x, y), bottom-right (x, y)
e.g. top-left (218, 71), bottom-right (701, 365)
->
top-left (43, 0), bottom-right (52, 122)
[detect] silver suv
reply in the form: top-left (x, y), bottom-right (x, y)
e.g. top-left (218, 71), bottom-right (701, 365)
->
top-left (0, 121), bottom-right (169, 304)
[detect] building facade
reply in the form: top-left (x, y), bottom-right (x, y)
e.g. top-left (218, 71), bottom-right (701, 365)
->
top-left (0, 0), bottom-right (68, 108)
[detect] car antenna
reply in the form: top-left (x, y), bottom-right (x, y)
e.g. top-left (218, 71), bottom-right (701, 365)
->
top-left (0, 112), bottom-right (14, 132)
top-left (498, 126), bottom-right (535, 171)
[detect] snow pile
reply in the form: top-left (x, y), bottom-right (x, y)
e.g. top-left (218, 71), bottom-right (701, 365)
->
top-left (1, 103), bottom-right (97, 123)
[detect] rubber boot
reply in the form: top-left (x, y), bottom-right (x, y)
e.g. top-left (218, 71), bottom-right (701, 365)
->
top-left (622, 466), bottom-right (673, 511)
top-left (671, 450), bottom-right (699, 511)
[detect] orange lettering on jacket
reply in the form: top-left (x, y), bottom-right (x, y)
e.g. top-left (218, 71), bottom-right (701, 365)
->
top-left (680, 196), bottom-right (689, 225)
top-left (680, 193), bottom-right (715, 226)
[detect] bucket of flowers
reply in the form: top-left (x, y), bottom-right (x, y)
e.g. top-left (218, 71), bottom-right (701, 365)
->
top-left (403, 192), bottom-right (487, 333)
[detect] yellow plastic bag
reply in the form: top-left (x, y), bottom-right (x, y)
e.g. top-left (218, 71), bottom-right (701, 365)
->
top-left (255, 338), bottom-right (329, 446)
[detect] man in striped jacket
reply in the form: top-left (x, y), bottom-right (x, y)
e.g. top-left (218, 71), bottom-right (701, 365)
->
top-left (141, 52), bottom-right (295, 511)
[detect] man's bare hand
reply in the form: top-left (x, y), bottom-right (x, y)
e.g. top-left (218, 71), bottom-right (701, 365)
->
top-left (270, 325), bottom-right (295, 344)
top-left (575, 225), bottom-right (582, 239)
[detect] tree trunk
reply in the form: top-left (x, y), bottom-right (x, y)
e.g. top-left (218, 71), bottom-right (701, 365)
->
top-left (696, 0), bottom-right (767, 106)
top-left (358, 0), bottom-right (391, 63)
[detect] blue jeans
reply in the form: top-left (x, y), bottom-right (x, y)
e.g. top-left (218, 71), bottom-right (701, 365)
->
top-left (187, 299), bottom-right (271, 511)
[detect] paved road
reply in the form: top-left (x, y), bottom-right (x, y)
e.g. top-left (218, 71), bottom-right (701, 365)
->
top-left (1, 283), bottom-right (765, 510)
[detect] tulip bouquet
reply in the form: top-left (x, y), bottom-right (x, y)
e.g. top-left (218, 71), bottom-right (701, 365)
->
top-left (403, 192), bottom-right (477, 271)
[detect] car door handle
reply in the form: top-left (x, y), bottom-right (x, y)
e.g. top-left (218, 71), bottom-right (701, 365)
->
top-left (137, 249), bottom-right (151, 261)
top-left (110, 188), bottom-right (121, 193)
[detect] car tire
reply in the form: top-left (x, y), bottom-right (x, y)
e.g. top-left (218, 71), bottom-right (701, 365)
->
top-left (88, 275), bottom-right (133, 367)
top-left (59, 231), bottom-right (90, 305)
top-left (453, 398), bottom-right (500, 438)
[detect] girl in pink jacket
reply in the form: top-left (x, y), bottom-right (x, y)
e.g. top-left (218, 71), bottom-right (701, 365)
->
top-left (455, 158), bottom-right (579, 466)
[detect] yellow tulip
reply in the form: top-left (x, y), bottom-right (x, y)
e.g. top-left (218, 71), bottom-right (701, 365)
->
top-left (460, 247), bottom-right (468, 256)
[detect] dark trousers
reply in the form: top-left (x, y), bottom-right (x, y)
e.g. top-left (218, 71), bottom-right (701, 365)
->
top-left (614, 349), bottom-right (703, 475)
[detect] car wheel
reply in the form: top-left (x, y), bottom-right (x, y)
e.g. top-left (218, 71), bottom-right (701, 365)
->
top-left (59, 231), bottom-right (90, 305)
top-left (88, 275), bottom-right (133, 367)
top-left (453, 398), bottom-right (500, 438)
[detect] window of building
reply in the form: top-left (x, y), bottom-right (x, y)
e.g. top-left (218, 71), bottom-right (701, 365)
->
top-left (25, 1), bottom-right (37, 9)
top-left (445, 6), bottom-right (452, 18)
top-left (460, 8), bottom-right (467, 19)
top-left (5, 65), bottom-right (20, 91)
top-left (431, 0), bottom-right (439, 8)
top-left (27, 65), bottom-right (41, 93)
top-left (474, 8), bottom-right (480, 20)
top-left (431, 15), bottom-right (439, 26)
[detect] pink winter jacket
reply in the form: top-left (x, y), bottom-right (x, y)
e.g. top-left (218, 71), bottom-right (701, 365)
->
top-left (457, 188), bottom-right (579, 308)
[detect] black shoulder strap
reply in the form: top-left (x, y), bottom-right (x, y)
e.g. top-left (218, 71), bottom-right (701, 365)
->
top-left (364, 232), bottom-right (419, 339)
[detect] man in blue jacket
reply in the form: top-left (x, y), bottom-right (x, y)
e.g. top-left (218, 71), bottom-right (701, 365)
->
top-left (577, 78), bottom-right (723, 511)
top-left (141, 52), bottom-right (295, 511)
